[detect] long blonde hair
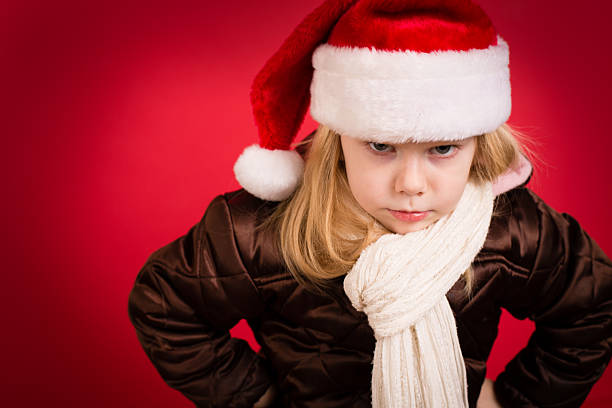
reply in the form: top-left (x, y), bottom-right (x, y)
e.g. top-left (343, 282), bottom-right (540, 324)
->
top-left (259, 123), bottom-right (527, 297)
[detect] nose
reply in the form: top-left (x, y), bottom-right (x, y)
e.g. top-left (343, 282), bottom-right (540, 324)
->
top-left (394, 158), bottom-right (426, 196)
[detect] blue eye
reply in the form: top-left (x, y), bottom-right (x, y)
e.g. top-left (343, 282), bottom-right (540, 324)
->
top-left (432, 145), bottom-right (456, 156)
top-left (369, 142), bottom-right (393, 153)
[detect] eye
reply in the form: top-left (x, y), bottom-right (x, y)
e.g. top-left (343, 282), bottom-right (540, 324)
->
top-left (368, 142), bottom-right (394, 153)
top-left (431, 145), bottom-right (457, 156)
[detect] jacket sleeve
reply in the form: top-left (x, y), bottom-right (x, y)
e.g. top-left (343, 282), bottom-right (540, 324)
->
top-left (494, 188), bottom-right (612, 407)
top-left (127, 194), bottom-right (272, 407)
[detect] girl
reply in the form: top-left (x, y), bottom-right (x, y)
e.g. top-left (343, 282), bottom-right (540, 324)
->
top-left (128, 0), bottom-right (612, 407)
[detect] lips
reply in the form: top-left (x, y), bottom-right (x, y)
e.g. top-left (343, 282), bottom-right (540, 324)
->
top-left (389, 209), bottom-right (429, 222)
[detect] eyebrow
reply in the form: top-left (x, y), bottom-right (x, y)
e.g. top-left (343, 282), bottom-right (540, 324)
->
top-left (373, 140), bottom-right (468, 147)
top-left (426, 139), bottom-right (472, 146)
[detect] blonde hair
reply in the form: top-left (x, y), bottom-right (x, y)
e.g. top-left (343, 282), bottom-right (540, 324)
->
top-left (259, 123), bottom-right (527, 298)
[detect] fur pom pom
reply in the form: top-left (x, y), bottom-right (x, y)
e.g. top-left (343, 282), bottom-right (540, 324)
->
top-left (233, 144), bottom-right (304, 201)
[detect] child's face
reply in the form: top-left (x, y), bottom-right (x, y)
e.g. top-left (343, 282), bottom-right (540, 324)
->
top-left (340, 134), bottom-right (477, 234)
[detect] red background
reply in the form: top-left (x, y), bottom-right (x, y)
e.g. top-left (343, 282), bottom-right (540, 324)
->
top-left (4, 0), bottom-right (612, 406)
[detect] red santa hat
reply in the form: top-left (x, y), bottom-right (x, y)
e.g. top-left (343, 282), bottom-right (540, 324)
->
top-left (234, 0), bottom-right (512, 201)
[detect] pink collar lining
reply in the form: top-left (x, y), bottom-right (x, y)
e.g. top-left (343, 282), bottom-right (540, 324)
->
top-left (491, 153), bottom-right (533, 196)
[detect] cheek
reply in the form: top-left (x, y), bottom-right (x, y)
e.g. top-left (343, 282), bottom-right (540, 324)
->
top-left (345, 164), bottom-right (386, 209)
top-left (447, 182), bottom-right (468, 207)
top-left (434, 167), bottom-right (472, 211)
top-left (347, 170), bottom-right (375, 201)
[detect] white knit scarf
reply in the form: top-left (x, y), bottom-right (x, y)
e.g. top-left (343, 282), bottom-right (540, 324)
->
top-left (343, 181), bottom-right (494, 408)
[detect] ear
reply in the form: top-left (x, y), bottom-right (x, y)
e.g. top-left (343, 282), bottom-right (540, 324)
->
top-left (491, 153), bottom-right (533, 196)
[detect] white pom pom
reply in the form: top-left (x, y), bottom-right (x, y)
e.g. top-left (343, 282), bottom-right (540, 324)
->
top-left (233, 144), bottom-right (305, 201)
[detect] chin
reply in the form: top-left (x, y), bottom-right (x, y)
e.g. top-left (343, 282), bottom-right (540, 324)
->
top-left (387, 221), bottom-right (431, 234)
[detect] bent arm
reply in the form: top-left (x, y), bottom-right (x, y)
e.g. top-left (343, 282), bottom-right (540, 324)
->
top-left (495, 189), bottom-right (612, 407)
top-left (128, 195), bottom-right (272, 407)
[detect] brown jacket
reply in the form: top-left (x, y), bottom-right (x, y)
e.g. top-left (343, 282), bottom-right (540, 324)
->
top-left (128, 186), bottom-right (612, 407)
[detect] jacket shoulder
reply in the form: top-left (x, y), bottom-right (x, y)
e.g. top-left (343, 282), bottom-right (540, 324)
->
top-left (220, 189), bottom-right (284, 278)
top-left (483, 186), bottom-right (612, 319)
top-left (480, 186), bottom-right (543, 275)
top-left (154, 190), bottom-right (272, 324)
top-left (484, 186), bottom-right (593, 274)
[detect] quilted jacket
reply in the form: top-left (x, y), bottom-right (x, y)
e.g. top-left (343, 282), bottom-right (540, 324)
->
top-left (128, 185), bottom-right (612, 407)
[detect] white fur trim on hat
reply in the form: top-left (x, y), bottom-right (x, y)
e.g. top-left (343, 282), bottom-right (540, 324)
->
top-left (310, 37), bottom-right (511, 143)
top-left (233, 144), bottom-right (304, 201)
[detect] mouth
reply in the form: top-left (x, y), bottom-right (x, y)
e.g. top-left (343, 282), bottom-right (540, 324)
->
top-left (388, 209), bottom-right (429, 222)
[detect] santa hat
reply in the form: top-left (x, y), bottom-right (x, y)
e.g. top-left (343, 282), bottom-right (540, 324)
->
top-left (234, 0), bottom-right (512, 201)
